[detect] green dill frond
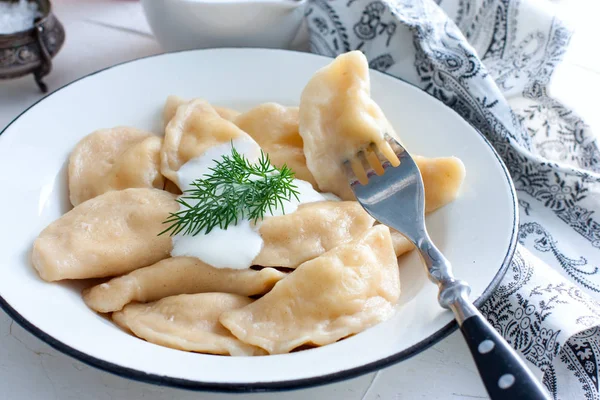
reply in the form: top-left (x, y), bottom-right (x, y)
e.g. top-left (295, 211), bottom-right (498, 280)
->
top-left (159, 147), bottom-right (299, 236)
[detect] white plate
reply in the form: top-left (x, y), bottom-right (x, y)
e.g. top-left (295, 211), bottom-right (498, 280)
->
top-left (0, 49), bottom-right (517, 392)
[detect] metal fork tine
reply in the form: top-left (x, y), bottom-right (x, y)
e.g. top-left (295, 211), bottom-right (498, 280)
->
top-left (343, 160), bottom-right (360, 186)
top-left (377, 140), bottom-right (400, 166)
top-left (357, 150), bottom-right (377, 181)
top-left (384, 134), bottom-right (406, 161)
top-left (350, 157), bottom-right (368, 185)
top-left (370, 142), bottom-right (393, 171)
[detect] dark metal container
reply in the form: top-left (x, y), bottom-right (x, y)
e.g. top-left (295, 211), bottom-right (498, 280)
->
top-left (0, 0), bottom-right (65, 92)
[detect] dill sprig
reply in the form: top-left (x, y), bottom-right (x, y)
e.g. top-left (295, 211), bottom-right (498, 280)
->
top-left (160, 147), bottom-right (300, 236)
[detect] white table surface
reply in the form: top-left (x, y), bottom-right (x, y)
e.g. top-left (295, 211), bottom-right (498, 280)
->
top-left (0, 1), bottom-right (597, 399)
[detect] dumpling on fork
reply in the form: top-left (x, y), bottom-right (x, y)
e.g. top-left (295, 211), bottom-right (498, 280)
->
top-left (299, 51), bottom-right (465, 208)
top-left (299, 51), bottom-right (401, 200)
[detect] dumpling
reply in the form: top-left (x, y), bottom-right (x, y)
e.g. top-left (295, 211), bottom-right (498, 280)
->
top-left (298, 51), bottom-right (466, 209)
top-left (389, 229), bottom-right (414, 257)
top-left (83, 257), bottom-right (286, 313)
top-left (163, 179), bottom-right (182, 195)
top-left (161, 98), bottom-right (258, 189)
top-left (68, 127), bottom-right (165, 206)
top-left (299, 51), bottom-right (400, 200)
top-left (32, 188), bottom-right (178, 281)
top-left (380, 156), bottom-right (467, 258)
top-left (212, 107), bottom-right (241, 122)
top-left (254, 201), bottom-right (375, 268)
top-left (415, 156), bottom-right (466, 213)
top-left (234, 103), bottom-right (317, 188)
top-left (113, 293), bottom-right (264, 356)
top-left (162, 95), bottom-right (240, 130)
top-left (220, 225), bottom-right (400, 354)
top-left (162, 201), bottom-right (373, 271)
top-left (381, 157), bottom-right (466, 257)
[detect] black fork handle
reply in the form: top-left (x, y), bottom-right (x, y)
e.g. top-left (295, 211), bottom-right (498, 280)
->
top-left (459, 311), bottom-right (551, 399)
top-left (414, 236), bottom-right (550, 399)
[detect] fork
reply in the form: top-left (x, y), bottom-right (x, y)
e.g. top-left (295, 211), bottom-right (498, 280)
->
top-left (344, 135), bottom-right (550, 400)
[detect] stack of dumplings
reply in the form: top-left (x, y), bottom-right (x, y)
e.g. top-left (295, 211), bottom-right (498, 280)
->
top-left (31, 51), bottom-right (466, 356)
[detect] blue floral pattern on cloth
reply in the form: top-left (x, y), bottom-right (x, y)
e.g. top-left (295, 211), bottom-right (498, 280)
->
top-left (306, 0), bottom-right (600, 398)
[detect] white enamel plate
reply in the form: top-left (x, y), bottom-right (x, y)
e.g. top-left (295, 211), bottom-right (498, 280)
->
top-left (0, 49), bottom-right (517, 391)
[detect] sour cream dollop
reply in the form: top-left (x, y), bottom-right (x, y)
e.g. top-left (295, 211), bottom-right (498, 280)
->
top-left (170, 137), bottom-right (338, 269)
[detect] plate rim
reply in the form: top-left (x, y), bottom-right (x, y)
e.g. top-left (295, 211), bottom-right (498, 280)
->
top-left (0, 47), bottom-right (519, 393)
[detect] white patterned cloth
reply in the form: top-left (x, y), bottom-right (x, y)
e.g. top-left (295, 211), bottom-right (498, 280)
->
top-left (305, 0), bottom-right (600, 398)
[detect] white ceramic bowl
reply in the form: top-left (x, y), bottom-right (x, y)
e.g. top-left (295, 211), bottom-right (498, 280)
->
top-left (141, 0), bottom-right (307, 51)
top-left (0, 49), bottom-right (517, 392)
